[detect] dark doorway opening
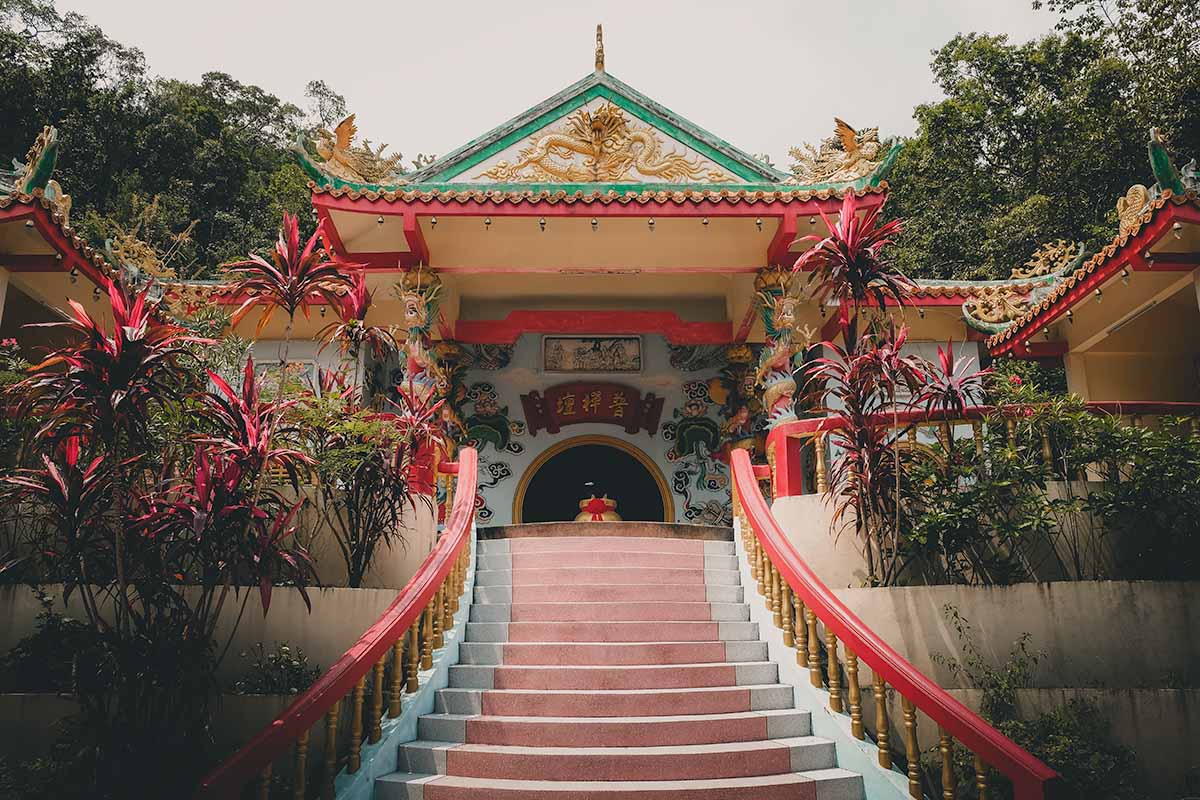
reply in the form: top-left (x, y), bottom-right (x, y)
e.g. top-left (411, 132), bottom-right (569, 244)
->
top-left (520, 442), bottom-right (666, 523)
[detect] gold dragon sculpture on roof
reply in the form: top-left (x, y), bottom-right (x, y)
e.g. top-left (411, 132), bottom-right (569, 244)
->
top-left (477, 102), bottom-right (735, 183)
top-left (788, 119), bottom-right (885, 185)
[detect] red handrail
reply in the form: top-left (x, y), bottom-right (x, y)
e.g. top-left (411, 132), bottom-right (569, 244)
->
top-left (731, 448), bottom-right (1062, 799)
top-left (196, 447), bottom-right (479, 798)
top-left (766, 402), bottom-right (1200, 497)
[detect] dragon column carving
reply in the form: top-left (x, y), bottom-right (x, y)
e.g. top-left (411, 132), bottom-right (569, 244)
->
top-left (391, 269), bottom-right (448, 406)
top-left (755, 270), bottom-right (814, 428)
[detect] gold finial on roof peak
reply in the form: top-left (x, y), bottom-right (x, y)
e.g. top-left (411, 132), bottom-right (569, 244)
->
top-left (595, 24), bottom-right (605, 72)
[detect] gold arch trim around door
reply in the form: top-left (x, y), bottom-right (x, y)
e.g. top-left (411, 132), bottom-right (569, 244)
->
top-left (512, 434), bottom-right (675, 524)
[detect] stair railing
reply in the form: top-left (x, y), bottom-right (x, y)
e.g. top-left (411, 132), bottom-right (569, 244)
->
top-left (730, 447), bottom-right (1063, 800)
top-left (765, 401), bottom-right (1200, 498)
top-left (196, 447), bottom-right (479, 799)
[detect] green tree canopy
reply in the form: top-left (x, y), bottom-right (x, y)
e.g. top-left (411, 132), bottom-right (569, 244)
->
top-left (0, 0), bottom-right (313, 276)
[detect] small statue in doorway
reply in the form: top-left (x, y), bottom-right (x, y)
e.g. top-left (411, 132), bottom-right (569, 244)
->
top-left (575, 494), bottom-right (621, 522)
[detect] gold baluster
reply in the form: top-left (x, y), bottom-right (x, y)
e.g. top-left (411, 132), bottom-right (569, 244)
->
top-left (421, 605), bottom-right (434, 670)
top-left (389, 639), bottom-right (404, 717)
top-left (406, 621), bottom-right (420, 693)
top-left (450, 561), bottom-right (461, 614)
top-left (756, 541), bottom-right (767, 596)
top-left (432, 586), bottom-right (445, 649)
top-left (873, 674), bottom-right (891, 769)
top-left (1006, 419), bottom-right (1016, 448)
top-left (814, 433), bottom-right (829, 493)
top-left (908, 427), bottom-right (918, 447)
top-left (1041, 429), bottom-right (1054, 467)
top-left (972, 420), bottom-right (984, 456)
top-left (322, 700), bottom-right (340, 800)
top-left (826, 629), bottom-right (842, 712)
top-left (443, 575), bottom-right (455, 631)
top-left (770, 563), bottom-right (782, 628)
top-left (939, 727), bottom-right (956, 799)
top-left (780, 579), bottom-right (794, 647)
top-left (805, 609), bottom-right (821, 688)
top-left (902, 696), bottom-right (920, 798)
top-left (348, 676), bottom-right (366, 774)
top-left (257, 764), bottom-right (271, 800)
top-left (794, 599), bottom-right (808, 667)
top-left (974, 753), bottom-right (990, 800)
top-left (293, 729), bottom-right (310, 800)
top-left (845, 648), bottom-right (863, 739)
top-left (370, 657), bottom-right (385, 744)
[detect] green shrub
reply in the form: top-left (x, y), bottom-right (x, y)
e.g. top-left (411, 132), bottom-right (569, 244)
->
top-left (0, 591), bottom-right (91, 692)
top-left (230, 642), bottom-right (321, 696)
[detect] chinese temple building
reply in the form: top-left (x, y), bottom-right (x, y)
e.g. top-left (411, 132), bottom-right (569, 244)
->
top-left (2, 28), bottom-right (1198, 530)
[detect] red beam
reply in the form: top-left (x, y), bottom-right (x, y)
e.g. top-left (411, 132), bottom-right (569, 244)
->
top-left (453, 310), bottom-right (731, 345)
top-left (766, 212), bottom-right (797, 266)
top-left (403, 212), bottom-right (430, 266)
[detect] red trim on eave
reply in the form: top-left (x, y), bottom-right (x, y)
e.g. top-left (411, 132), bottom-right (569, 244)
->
top-left (0, 205), bottom-right (109, 287)
top-left (992, 202), bottom-right (1200, 357)
top-left (309, 192), bottom-right (874, 219)
top-left (315, 205), bottom-right (349, 259)
top-left (453, 310), bottom-right (731, 345)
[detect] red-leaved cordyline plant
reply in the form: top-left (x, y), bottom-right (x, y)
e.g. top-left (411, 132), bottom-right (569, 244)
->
top-left (806, 323), bottom-right (927, 585)
top-left (225, 211), bottom-right (359, 389)
top-left (919, 341), bottom-right (993, 444)
top-left (0, 281), bottom-right (318, 792)
top-left (792, 192), bottom-right (913, 345)
top-left (318, 270), bottom-right (399, 387)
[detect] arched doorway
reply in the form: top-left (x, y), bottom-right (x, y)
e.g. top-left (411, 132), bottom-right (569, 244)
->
top-left (514, 435), bottom-right (674, 524)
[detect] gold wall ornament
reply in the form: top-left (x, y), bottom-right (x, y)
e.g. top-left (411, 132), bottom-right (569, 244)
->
top-left (1116, 184), bottom-right (1151, 236)
top-left (594, 24), bottom-right (605, 72)
top-left (313, 115), bottom-right (406, 185)
top-left (963, 286), bottom-right (1030, 325)
top-left (477, 102), bottom-right (735, 183)
top-left (788, 118), bottom-right (884, 184)
top-left (1010, 239), bottom-right (1081, 280)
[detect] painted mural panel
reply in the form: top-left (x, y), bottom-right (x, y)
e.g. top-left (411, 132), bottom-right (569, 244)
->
top-left (543, 336), bottom-right (641, 373)
top-left (448, 335), bottom-right (762, 528)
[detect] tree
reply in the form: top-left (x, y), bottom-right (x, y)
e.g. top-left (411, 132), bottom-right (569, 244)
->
top-left (885, 31), bottom-right (1149, 279)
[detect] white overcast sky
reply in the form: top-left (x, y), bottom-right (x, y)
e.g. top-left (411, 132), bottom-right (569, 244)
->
top-left (58, 0), bottom-right (1057, 168)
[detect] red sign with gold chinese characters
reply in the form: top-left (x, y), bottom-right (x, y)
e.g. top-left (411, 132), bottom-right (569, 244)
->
top-left (521, 382), bottom-right (664, 436)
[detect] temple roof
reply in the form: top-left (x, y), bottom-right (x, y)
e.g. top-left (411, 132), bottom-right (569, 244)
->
top-left (292, 63), bottom-right (899, 198)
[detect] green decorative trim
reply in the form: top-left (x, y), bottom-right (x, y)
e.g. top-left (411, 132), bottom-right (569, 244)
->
top-left (415, 71), bottom-right (785, 185)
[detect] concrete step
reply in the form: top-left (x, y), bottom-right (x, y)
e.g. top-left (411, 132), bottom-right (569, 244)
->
top-left (473, 583), bottom-right (745, 604)
top-left (398, 736), bottom-right (838, 781)
top-left (447, 661), bottom-right (779, 691)
top-left (476, 551), bottom-right (739, 571)
top-left (473, 566), bottom-right (741, 586)
top-left (434, 684), bottom-right (796, 717)
top-left (456, 640), bottom-right (767, 666)
top-left (464, 620), bottom-right (759, 643)
top-left (417, 709), bottom-right (810, 747)
top-left (478, 535), bottom-right (735, 555)
top-left (469, 601), bottom-right (749, 623)
top-left (376, 769), bottom-right (864, 800)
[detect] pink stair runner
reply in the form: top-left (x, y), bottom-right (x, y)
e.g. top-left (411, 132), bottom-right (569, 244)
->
top-left (376, 526), bottom-right (865, 799)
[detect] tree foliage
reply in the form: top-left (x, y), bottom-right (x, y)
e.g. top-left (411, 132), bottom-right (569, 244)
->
top-left (882, 0), bottom-right (1199, 279)
top-left (0, 0), bottom-right (313, 276)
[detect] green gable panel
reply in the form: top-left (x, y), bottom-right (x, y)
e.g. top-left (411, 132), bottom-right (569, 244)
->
top-left (414, 71), bottom-right (786, 185)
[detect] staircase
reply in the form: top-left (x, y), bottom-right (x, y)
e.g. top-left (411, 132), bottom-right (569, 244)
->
top-left (376, 525), bottom-right (866, 799)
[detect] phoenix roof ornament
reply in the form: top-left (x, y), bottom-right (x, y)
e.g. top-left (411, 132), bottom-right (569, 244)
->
top-left (306, 114), bottom-right (406, 186)
top-left (788, 118), bottom-right (887, 185)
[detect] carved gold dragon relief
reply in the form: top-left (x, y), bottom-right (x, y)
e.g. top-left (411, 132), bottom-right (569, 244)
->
top-left (477, 103), bottom-right (735, 183)
top-left (1010, 239), bottom-right (1081, 280)
top-left (963, 286), bottom-right (1029, 325)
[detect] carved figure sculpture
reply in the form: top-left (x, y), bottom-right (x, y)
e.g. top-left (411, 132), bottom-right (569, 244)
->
top-left (754, 271), bottom-right (815, 427)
